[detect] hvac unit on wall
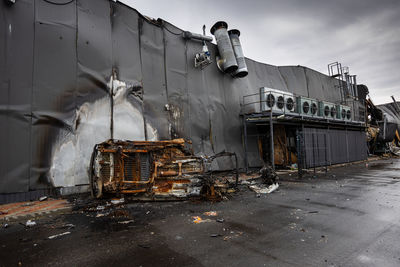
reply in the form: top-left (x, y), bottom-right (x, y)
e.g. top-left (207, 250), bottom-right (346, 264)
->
top-left (296, 96), bottom-right (319, 117)
top-left (319, 101), bottom-right (337, 119)
top-left (336, 105), bottom-right (352, 121)
top-left (260, 87), bottom-right (295, 113)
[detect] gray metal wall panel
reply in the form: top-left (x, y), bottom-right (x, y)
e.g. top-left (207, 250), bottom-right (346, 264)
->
top-left (63, 0), bottom-right (112, 187)
top-left (245, 124), bottom-right (264, 168)
top-left (163, 23), bottom-right (188, 139)
top-left (238, 59), bottom-right (262, 113)
top-left (76, 0), bottom-right (112, 99)
top-left (317, 129), bottom-right (328, 166)
top-left (264, 64), bottom-right (288, 92)
top-left (110, 3), bottom-right (146, 141)
top-left (0, 1), bottom-right (34, 193)
top-left (304, 128), bottom-right (366, 168)
top-left (110, 3), bottom-right (142, 83)
top-left (220, 77), bottom-right (248, 169)
top-left (305, 68), bottom-right (342, 103)
top-left (185, 40), bottom-right (214, 156)
top-left (140, 18), bottom-right (169, 140)
top-left (330, 129), bottom-right (345, 164)
top-left (246, 60), bottom-right (288, 93)
top-left (278, 66), bottom-right (308, 96)
top-left (30, 0), bottom-right (77, 190)
top-left (202, 54), bottom-right (233, 169)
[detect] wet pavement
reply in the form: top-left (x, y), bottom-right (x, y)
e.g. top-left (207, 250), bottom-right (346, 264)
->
top-left (1, 158), bottom-right (400, 267)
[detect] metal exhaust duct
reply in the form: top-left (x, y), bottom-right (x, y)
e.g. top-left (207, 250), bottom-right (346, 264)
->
top-left (228, 29), bottom-right (248, 78)
top-left (210, 21), bottom-right (238, 74)
top-left (182, 31), bottom-right (213, 42)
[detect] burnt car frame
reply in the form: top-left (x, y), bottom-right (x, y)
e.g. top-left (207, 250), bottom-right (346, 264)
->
top-left (89, 139), bottom-right (205, 199)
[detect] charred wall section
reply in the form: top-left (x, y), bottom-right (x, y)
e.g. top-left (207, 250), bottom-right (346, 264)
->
top-left (0, 0), bottom-right (360, 197)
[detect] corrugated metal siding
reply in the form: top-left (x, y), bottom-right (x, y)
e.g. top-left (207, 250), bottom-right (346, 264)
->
top-left (303, 128), bottom-right (367, 168)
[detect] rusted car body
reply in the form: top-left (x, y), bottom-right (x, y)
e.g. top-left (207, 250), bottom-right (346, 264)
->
top-left (89, 139), bottom-right (205, 199)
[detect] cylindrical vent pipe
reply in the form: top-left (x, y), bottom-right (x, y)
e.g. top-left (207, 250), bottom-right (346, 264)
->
top-left (210, 21), bottom-right (238, 74)
top-left (182, 31), bottom-right (213, 42)
top-left (228, 29), bottom-right (248, 78)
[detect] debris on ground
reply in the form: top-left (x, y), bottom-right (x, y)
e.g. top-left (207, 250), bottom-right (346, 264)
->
top-left (48, 231), bottom-right (71, 240)
top-left (222, 231), bottom-right (243, 241)
top-left (111, 198), bottom-right (125, 205)
top-left (203, 211), bottom-right (218, 216)
top-left (192, 216), bottom-right (212, 224)
top-left (25, 220), bottom-right (36, 227)
top-left (137, 243), bottom-right (151, 249)
top-left (39, 196), bottom-right (48, 202)
top-left (249, 183), bottom-right (279, 194)
top-left (243, 164), bottom-right (280, 194)
top-left (260, 164), bottom-right (278, 185)
top-left (60, 224), bottom-right (75, 229)
top-left (389, 143), bottom-right (400, 156)
top-left (117, 220), bottom-right (134, 224)
top-left (109, 209), bottom-right (130, 218)
top-left (216, 218), bottom-right (225, 223)
top-left (21, 202), bottom-right (35, 207)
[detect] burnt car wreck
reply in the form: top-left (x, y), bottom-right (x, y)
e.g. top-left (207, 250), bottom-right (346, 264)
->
top-left (90, 139), bottom-right (205, 199)
top-left (89, 138), bottom-right (240, 200)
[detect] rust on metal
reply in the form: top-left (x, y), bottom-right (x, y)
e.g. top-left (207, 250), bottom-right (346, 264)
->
top-left (89, 139), bottom-right (205, 199)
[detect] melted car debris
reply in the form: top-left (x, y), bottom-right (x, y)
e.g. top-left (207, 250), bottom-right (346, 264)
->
top-left (89, 138), bottom-right (240, 201)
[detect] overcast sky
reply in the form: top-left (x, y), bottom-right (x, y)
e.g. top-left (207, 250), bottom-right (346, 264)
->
top-left (121, 0), bottom-right (399, 104)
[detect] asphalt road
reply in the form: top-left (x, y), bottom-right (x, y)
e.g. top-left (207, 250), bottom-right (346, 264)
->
top-left (1, 158), bottom-right (400, 267)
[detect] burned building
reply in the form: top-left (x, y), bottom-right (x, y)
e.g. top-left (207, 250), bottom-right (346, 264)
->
top-left (0, 0), bottom-right (368, 203)
top-left (369, 99), bottom-right (400, 154)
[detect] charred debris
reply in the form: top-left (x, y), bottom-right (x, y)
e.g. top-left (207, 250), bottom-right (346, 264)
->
top-left (367, 95), bottom-right (400, 156)
top-left (89, 138), bottom-right (243, 201)
top-left (88, 138), bottom-right (281, 201)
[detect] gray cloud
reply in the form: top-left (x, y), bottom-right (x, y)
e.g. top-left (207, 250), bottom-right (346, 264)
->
top-left (121, 0), bottom-right (400, 104)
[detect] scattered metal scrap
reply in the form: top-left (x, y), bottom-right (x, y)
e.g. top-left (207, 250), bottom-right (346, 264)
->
top-left (48, 232), bottom-right (71, 240)
top-left (90, 139), bottom-right (235, 200)
top-left (202, 151), bottom-right (239, 200)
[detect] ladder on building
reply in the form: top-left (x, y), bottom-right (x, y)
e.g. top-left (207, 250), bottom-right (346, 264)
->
top-left (328, 62), bottom-right (358, 103)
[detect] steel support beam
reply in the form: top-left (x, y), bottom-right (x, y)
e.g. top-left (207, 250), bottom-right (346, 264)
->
top-left (243, 115), bottom-right (249, 173)
top-left (269, 110), bottom-right (274, 170)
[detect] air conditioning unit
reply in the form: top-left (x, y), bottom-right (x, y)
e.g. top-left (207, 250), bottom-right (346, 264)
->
top-left (318, 101), bottom-right (337, 119)
top-left (336, 105), bottom-right (351, 121)
top-left (310, 99), bottom-right (320, 117)
top-left (296, 96), bottom-right (319, 116)
top-left (260, 87), bottom-right (295, 113)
